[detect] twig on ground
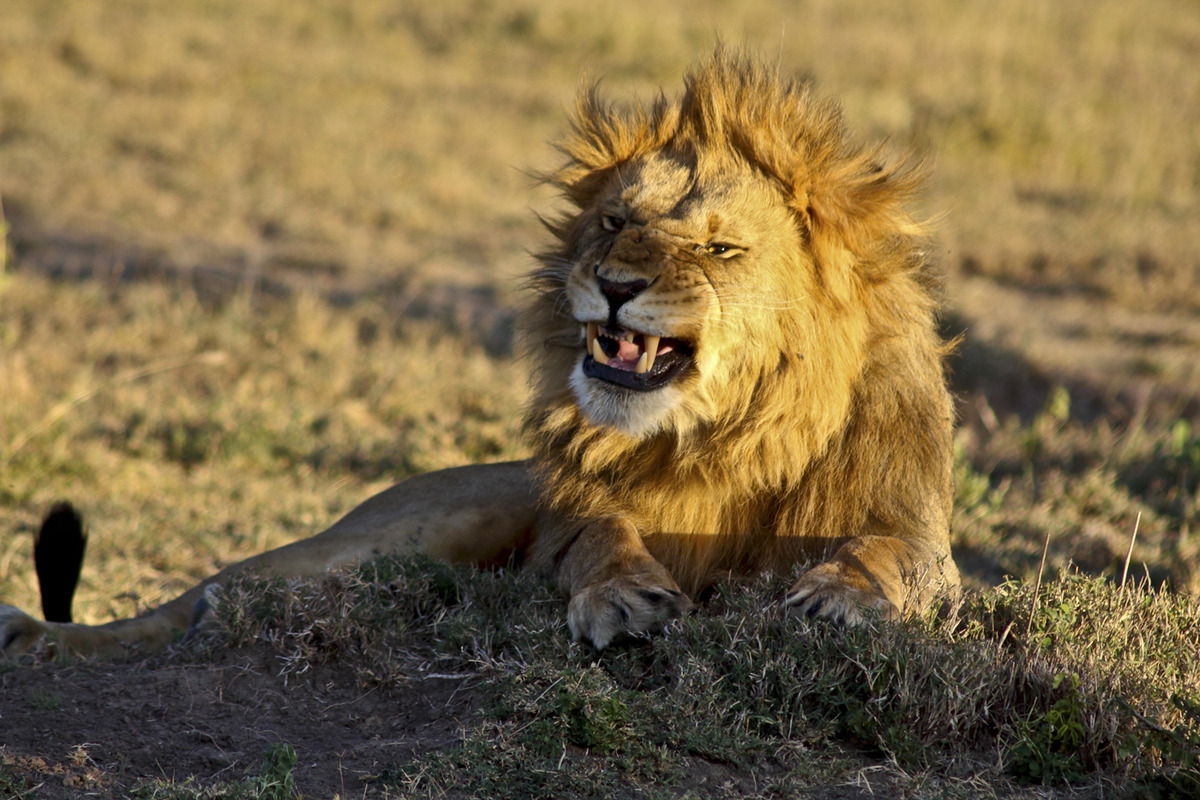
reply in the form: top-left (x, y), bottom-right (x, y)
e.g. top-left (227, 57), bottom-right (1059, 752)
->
top-left (1121, 512), bottom-right (1142, 589)
top-left (1025, 529), bottom-right (1052, 640)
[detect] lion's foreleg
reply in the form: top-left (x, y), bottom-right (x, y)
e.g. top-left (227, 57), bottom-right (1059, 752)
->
top-left (784, 533), bottom-right (960, 624)
top-left (555, 517), bottom-right (694, 649)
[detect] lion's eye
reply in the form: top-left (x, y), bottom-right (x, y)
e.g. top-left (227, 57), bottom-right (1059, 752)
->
top-left (600, 214), bottom-right (625, 233)
top-left (705, 242), bottom-right (739, 257)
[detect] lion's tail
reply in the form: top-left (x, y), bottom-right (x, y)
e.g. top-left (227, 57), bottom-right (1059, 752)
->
top-left (2, 502), bottom-right (204, 659)
top-left (34, 502), bottom-right (88, 623)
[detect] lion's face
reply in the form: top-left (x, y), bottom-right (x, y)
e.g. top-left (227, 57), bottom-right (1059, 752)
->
top-left (561, 152), bottom-right (807, 438)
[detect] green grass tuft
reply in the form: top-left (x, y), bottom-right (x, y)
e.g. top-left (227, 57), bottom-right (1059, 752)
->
top-left (25, 690), bottom-right (62, 711)
top-left (130, 742), bottom-right (298, 800)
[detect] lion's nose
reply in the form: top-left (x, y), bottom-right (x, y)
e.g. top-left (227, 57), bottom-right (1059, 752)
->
top-left (595, 269), bottom-right (649, 315)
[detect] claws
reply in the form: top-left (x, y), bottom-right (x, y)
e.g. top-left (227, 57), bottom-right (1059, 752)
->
top-left (799, 595), bottom-right (826, 619)
top-left (635, 587), bottom-right (685, 606)
top-left (784, 568), bottom-right (891, 627)
top-left (785, 589), bottom-right (834, 624)
top-left (568, 580), bottom-right (693, 649)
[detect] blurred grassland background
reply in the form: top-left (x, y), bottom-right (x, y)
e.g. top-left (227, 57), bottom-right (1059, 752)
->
top-left (0, 0), bottom-right (1198, 623)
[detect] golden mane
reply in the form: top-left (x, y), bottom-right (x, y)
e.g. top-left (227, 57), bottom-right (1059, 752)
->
top-left (522, 48), bottom-right (953, 596)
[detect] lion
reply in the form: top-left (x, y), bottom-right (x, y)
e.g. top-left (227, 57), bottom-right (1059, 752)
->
top-left (0, 48), bottom-right (959, 659)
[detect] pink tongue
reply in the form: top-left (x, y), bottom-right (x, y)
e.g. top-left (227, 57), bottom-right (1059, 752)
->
top-left (607, 339), bottom-right (642, 370)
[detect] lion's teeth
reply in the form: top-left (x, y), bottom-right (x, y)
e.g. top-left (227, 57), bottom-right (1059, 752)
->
top-left (643, 335), bottom-right (660, 372)
top-left (591, 336), bottom-right (607, 364)
top-left (586, 326), bottom-right (663, 373)
top-left (586, 322), bottom-right (604, 363)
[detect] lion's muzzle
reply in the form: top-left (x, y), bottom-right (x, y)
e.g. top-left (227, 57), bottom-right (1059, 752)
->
top-left (583, 322), bottom-right (693, 391)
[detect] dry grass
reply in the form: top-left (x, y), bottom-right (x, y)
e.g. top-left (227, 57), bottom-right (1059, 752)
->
top-left (0, 274), bottom-right (526, 622)
top-left (951, 386), bottom-right (1200, 597)
top-left (1, 0), bottom-right (1197, 306)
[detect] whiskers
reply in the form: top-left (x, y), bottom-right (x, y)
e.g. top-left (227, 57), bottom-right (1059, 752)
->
top-left (542, 331), bottom-right (583, 349)
top-left (712, 286), bottom-right (808, 314)
top-left (656, 287), bottom-right (808, 332)
top-left (526, 256), bottom-right (574, 289)
top-left (523, 256), bottom-right (577, 320)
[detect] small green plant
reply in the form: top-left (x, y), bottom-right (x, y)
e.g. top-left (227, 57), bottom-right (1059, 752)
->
top-left (539, 672), bottom-right (636, 755)
top-left (131, 743), bottom-right (298, 800)
top-left (1007, 672), bottom-right (1088, 784)
top-left (1135, 693), bottom-right (1200, 798)
top-left (0, 764), bottom-right (37, 800)
top-left (26, 690), bottom-right (62, 711)
top-left (953, 439), bottom-right (993, 511)
top-left (1023, 386), bottom-right (1071, 461)
top-left (257, 743), bottom-right (297, 800)
top-left (1162, 420), bottom-right (1200, 499)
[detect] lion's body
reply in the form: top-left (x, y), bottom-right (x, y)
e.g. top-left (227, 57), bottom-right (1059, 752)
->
top-left (1, 49), bottom-right (959, 658)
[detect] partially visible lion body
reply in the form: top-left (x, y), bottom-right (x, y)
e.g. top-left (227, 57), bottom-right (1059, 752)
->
top-left (0, 50), bottom-right (959, 659)
top-left (524, 54), bottom-right (956, 623)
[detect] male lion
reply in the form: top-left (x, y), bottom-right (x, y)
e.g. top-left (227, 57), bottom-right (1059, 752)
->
top-left (1, 49), bottom-right (959, 658)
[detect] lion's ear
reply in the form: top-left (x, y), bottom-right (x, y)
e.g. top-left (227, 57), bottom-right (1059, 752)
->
top-left (797, 151), bottom-right (928, 294)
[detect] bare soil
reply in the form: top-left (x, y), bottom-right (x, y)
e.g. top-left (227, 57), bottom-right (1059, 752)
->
top-left (1, 643), bottom-right (481, 799)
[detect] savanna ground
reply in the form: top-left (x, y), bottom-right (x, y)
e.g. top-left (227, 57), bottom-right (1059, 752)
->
top-left (1, 0), bottom-right (1198, 797)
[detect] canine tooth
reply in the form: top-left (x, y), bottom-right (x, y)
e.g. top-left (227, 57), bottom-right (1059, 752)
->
top-left (591, 337), bottom-right (607, 364)
top-left (587, 322), bottom-right (598, 346)
top-left (643, 335), bottom-right (660, 371)
top-left (635, 351), bottom-right (650, 374)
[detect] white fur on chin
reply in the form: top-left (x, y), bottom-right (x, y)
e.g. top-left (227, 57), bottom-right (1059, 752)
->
top-left (569, 359), bottom-right (683, 439)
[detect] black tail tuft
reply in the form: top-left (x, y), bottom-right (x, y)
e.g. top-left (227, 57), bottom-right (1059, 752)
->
top-left (34, 502), bottom-right (88, 623)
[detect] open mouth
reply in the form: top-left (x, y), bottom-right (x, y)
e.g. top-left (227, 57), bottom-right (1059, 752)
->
top-left (581, 322), bottom-right (693, 391)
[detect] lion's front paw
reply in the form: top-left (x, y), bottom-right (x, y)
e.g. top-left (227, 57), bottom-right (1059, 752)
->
top-left (0, 605), bottom-right (46, 656)
top-left (567, 579), bottom-right (694, 649)
top-left (784, 563), bottom-right (896, 626)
